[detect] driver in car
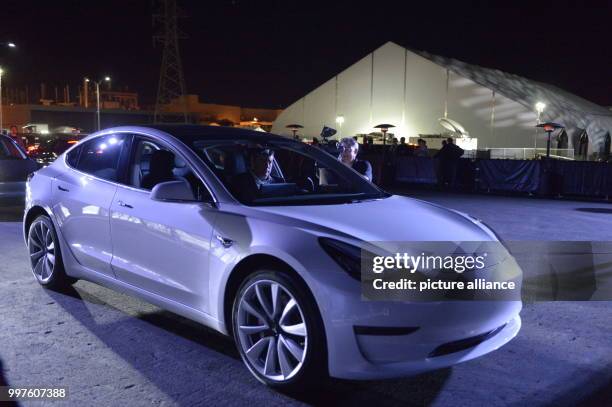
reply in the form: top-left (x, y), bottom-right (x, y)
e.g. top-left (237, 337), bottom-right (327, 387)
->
top-left (232, 148), bottom-right (282, 202)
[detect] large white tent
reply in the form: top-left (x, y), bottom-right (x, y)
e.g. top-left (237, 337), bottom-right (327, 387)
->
top-left (272, 41), bottom-right (612, 155)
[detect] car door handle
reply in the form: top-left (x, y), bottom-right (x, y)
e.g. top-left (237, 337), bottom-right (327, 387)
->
top-left (216, 235), bottom-right (234, 248)
top-left (117, 200), bottom-right (133, 209)
top-left (57, 185), bottom-right (69, 192)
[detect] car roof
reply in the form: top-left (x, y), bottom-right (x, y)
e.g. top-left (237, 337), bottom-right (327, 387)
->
top-left (145, 124), bottom-right (289, 144)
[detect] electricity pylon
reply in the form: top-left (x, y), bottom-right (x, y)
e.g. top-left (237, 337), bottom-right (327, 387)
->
top-left (153, 0), bottom-right (188, 123)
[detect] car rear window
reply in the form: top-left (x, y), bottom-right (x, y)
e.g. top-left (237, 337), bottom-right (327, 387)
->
top-left (73, 135), bottom-right (126, 181)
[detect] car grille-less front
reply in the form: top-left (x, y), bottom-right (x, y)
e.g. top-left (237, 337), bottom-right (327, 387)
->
top-left (428, 323), bottom-right (507, 358)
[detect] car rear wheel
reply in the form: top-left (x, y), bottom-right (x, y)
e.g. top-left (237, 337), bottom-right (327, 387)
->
top-left (28, 215), bottom-right (75, 290)
top-left (232, 270), bottom-right (327, 391)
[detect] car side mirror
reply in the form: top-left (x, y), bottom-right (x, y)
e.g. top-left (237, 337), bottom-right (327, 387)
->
top-left (150, 180), bottom-right (195, 202)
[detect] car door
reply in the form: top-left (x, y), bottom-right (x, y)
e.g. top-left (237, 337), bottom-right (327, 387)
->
top-left (0, 136), bottom-right (38, 200)
top-left (52, 134), bottom-right (128, 278)
top-left (109, 136), bottom-right (218, 312)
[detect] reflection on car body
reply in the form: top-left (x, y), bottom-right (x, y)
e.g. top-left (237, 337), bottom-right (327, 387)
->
top-left (23, 125), bottom-right (522, 390)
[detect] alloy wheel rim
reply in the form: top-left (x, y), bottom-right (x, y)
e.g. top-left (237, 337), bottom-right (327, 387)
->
top-left (236, 279), bottom-right (308, 382)
top-left (28, 220), bottom-right (56, 283)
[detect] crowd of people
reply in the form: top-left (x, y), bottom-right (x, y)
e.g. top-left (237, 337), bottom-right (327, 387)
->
top-left (308, 135), bottom-right (463, 187)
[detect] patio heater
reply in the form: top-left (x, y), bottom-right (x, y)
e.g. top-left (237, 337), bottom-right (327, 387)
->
top-left (536, 122), bottom-right (565, 158)
top-left (374, 123), bottom-right (395, 146)
top-left (286, 124), bottom-right (303, 140)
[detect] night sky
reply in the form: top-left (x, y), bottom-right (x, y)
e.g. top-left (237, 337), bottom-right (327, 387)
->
top-left (1, 0), bottom-right (610, 109)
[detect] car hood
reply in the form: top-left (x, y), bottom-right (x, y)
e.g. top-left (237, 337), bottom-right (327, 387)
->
top-left (247, 195), bottom-right (494, 243)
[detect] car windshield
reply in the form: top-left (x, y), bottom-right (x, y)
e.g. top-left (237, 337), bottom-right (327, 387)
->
top-left (191, 139), bottom-right (389, 206)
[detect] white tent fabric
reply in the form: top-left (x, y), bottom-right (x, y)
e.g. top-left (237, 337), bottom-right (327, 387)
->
top-left (418, 49), bottom-right (612, 153)
top-left (273, 41), bottom-right (612, 154)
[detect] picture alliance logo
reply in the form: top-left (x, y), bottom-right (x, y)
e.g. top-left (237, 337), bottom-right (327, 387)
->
top-left (371, 252), bottom-right (488, 274)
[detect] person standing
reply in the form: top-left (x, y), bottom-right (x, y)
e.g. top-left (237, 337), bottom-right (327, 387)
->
top-left (338, 137), bottom-right (373, 182)
top-left (415, 139), bottom-right (429, 157)
top-left (436, 137), bottom-right (464, 187)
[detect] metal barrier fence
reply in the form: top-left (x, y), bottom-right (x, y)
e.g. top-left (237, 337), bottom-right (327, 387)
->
top-left (484, 148), bottom-right (575, 160)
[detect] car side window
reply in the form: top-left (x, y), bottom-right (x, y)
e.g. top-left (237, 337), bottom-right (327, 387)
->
top-left (65, 145), bottom-right (82, 167)
top-left (74, 135), bottom-right (126, 182)
top-left (0, 137), bottom-right (25, 160)
top-left (128, 138), bottom-right (213, 202)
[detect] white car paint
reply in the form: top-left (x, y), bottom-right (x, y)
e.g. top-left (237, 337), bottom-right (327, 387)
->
top-left (24, 125), bottom-right (522, 381)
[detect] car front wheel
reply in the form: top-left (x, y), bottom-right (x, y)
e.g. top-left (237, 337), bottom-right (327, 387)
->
top-left (232, 270), bottom-right (327, 391)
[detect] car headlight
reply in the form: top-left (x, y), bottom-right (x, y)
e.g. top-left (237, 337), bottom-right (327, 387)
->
top-left (319, 237), bottom-right (361, 281)
top-left (460, 212), bottom-right (503, 242)
top-left (479, 220), bottom-right (504, 243)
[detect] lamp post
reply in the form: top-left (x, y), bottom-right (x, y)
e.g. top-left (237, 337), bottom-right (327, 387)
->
top-left (536, 122), bottom-right (564, 159)
top-left (335, 115), bottom-right (344, 137)
top-left (83, 78), bottom-right (89, 108)
top-left (0, 42), bottom-right (18, 133)
top-left (0, 67), bottom-right (3, 133)
top-left (534, 102), bottom-right (546, 151)
top-left (374, 124), bottom-right (396, 185)
top-left (87, 76), bottom-right (111, 131)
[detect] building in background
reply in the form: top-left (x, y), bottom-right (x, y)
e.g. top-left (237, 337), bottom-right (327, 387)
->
top-left (162, 95), bottom-right (281, 131)
top-left (2, 104), bottom-right (156, 134)
top-left (273, 42), bottom-right (612, 159)
top-left (1, 93), bottom-right (281, 135)
top-left (98, 89), bottom-right (139, 110)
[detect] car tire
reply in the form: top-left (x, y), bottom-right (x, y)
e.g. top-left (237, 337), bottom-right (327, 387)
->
top-left (27, 215), bottom-right (76, 290)
top-left (232, 269), bottom-right (327, 392)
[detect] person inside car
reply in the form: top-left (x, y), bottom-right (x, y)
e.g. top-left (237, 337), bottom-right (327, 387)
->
top-left (231, 148), bottom-right (283, 202)
top-left (141, 149), bottom-right (178, 190)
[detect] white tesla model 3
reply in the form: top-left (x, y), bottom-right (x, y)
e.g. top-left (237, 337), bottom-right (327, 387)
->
top-left (23, 125), bottom-right (521, 390)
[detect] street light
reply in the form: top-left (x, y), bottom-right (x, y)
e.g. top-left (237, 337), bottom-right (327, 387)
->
top-left (534, 102), bottom-right (546, 151)
top-left (335, 115), bottom-right (344, 137)
top-left (0, 67), bottom-right (3, 133)
top-left (535, 102), bottom-right (546, 120)
top-left (0, 42), bottom-right (17, 134)
top-left (87, 76), bottom-right (111, 131)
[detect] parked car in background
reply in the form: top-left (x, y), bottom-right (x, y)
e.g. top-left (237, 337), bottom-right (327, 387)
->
top-left (25, 134), bottom-right (84, 166)
top-left (0, 134), bottom-right (39, 205)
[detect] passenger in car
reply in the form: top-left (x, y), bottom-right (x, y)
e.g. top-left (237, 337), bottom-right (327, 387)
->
top-left (141, 149), bottom-right (179, 190)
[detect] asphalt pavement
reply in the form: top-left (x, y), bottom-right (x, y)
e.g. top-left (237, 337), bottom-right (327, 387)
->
top-left (0, 192), bottom-right (611, 407)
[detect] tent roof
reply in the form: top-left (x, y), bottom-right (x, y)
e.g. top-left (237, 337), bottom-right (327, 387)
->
top-left (408, 45), bottom-right (611, 119)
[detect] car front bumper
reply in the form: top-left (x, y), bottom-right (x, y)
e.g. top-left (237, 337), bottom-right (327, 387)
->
top-left (307, 258), bottom-right (523, 380)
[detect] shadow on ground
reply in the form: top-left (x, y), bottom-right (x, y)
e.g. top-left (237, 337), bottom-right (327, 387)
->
top-left (47, 284), bottom-right (451, 406)
top-left (575, 207), bottom-right (612, 214)
top-left (0, 205), bottom-right (23, 222)
top-left (0, 359), bottom-right (20, 406)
